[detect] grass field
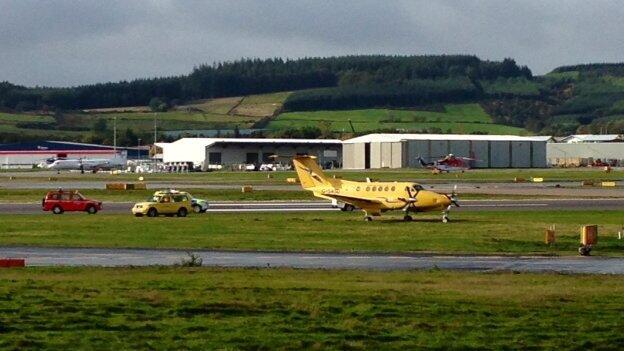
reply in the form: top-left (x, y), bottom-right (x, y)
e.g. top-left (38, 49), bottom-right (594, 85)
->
top-left (0, 112), bottom-right (55, 123)
top-left (0, 92), bottom-right (290, 141)
top-left (3, 167), bottom-right (623, 184)
top-left (269, 103), bottom-right (528, 134)
top-left (1, 267), bottom-right (624, 350)
top-left (0, 112), bottom-right (82, 138)
top-left (74, 111), bottom-right (261, 132)
top-left (230, 91), bottom-right (290, 117)
top-left (180, 96), bottom-right (243, 114)
top-left (0, 110), bottom-right (260, 139)
top-left (2, 211), bottom-right (624, 255)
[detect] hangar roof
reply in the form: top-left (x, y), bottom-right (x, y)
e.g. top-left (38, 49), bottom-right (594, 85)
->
top-left (342, 134), bottom-right (552, 144)
top-left (559, 134), bottom-right (623, 143)
top-left (161, 137), bottom-right (342, 148)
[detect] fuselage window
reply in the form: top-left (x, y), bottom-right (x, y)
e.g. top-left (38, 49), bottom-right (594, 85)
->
top-left (384, 186), bottom-right (389, 191)
top-left (366, 187), bottom-right (370, 191)
top-left (356, 187), bottom-right (360, 191)
top-left (391, 186), bottom-right (395, 191)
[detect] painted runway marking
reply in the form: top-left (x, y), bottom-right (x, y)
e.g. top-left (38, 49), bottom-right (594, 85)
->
top-left (461, 203), bottom-right (548, 207)
top-left (204, 208), bottom-right (336, 213)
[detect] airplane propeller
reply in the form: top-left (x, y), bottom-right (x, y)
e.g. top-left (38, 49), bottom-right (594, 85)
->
top-left (400, 186), bottom-right (418, 210)
top-left (448, 185), bottom-right (460, 207)
top-left (406, 186), bottom-right (417, 203)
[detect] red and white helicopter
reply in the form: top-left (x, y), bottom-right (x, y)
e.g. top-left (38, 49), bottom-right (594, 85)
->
top-left (417, 154), bottom-right (476, 173)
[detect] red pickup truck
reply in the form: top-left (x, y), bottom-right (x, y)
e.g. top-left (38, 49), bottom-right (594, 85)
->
top-left (42, 190), bottom-right (102, 214)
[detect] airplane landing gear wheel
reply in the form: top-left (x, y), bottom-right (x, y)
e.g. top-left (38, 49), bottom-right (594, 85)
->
top-left (403, 215), bottom-right (413, 222)
top-left (442, 215), bottom-right (449, 223)
top-left (341, 204), bottom-right (355, 212)
top-left (579, 246), bottom-right (592, 256)
top-left (364, 216), bottom-right (373, 222)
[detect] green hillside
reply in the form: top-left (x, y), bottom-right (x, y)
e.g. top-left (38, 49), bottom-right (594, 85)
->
top-left (0, 92), bottom-right (289, 144)
top-left (4, 57), bottom-right (624, 141)
top-left (269, 104), bottom-right (527, 135)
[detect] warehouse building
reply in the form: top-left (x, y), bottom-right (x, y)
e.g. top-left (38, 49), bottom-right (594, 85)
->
top-left (0, 141), bottom-right (129, 169)
top-left (558, 134), bottom-right (623, 143)
top-left (157, 138), bottom-right (342, 171)
top-left (342, 134), bottom-right (551, 169)
top-left (547, 134), bottom-right (624, 166)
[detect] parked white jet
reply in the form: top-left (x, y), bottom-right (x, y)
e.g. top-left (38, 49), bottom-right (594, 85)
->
top-left (42, 157), bottom-right (121, 173)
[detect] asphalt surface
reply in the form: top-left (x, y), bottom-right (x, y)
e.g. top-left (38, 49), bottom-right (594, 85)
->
top-left (3, 178), bottom-right (624, 197)
top-left (1, 198), bottom-right (623, 214)
top-left (1, 246), bottom-right (624, 274)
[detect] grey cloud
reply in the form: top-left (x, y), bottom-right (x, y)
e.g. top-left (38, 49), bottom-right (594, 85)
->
top-left (0, 0), bottom-right (623, 86)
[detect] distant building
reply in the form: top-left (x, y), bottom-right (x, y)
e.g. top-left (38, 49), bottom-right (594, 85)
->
top-left (558, 134), bottom-right (623, 143)
top-left (547, 134), bottom-right (624, 166)
top-left (0, 141), bottom-right (131, 169)
top-left (157, 138), bottom-right (343, 170)
top-left (342, 134), bottom-right (551, 169)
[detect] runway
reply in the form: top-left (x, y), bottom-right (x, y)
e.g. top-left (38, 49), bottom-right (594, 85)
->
top-left (2, 246), bottom-right (624, 274)
top-left (3, 179), bottom-right (624, 197)
top-left (1, 198), bottom-right (623, 214)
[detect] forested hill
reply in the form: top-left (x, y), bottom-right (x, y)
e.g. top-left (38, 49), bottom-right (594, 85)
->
top-left (0, 55), bottom-right (530, 111)
top-left (4, 56), bottom-right (624, 137)
top-left (551, 63), bottom-right (624, 76)
top-left (539, 62), bottom-right (624, 135)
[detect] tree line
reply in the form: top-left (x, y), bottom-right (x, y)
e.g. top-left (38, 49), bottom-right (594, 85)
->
top-left (283, 78), bottom-right (480, 111)
top-left (552, 63), bottom-right (624, 76)
top-left (0, 55), bottom-right (531, 111)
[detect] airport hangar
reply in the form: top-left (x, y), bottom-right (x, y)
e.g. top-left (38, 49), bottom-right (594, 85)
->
top-left (0, 141), bottom-right (132, 169)
top-left (157, 138), bottom-right (343, 170)
top-left (342, 134), bottom-right (552, 169)
top-left (547, 134), bottom-right (624, 167)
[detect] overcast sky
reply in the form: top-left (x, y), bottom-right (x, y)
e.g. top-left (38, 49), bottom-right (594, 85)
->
top-left (1, 0), bottom-right (623, 87)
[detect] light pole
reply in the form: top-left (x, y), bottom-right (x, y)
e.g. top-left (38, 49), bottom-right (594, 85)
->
top-left (137, 138), bottom-right (141, 160)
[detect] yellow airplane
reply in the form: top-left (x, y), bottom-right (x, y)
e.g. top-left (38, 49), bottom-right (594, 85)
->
top-left (293, 156), bottom-right (459, 222)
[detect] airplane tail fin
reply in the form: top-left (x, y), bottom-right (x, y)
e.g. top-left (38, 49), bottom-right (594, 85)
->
top-left (292, 156), bottom-right (333, 189)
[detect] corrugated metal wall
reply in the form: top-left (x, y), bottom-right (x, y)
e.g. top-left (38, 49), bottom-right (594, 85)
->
top-left (472, 141), bottom-right (489, 168)
top-left (532, 141), bottom-right (547, 167)
top-left (449, 140), bottom-right (470, 158)
top-left (370, 142), bottom-right (382, 168)
top-left (430, 140), bottom-right (448, 160)
top-left (546, 143), bottom-right (624, 166)
top-left (344, 139), bottom-right (548, 169)
top-left (406, 140), bottom-right (429, 167)
top-left (489, 141), bottom-right (510, 167)
top-left (511, 141), bottom-right (531, 167)
top-left (390, 142), bottom-right (403, 168)
top-left (343, 143), bottom-right (366, 169)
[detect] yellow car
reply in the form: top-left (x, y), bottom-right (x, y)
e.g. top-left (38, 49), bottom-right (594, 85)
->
top-left (132, 190), bottom-right (192, 217)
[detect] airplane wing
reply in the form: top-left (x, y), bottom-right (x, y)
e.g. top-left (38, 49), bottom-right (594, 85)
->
top-left (327, 193), bottom-right (383, 204)
top-left (323, 193), bottom-right (388, 213)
